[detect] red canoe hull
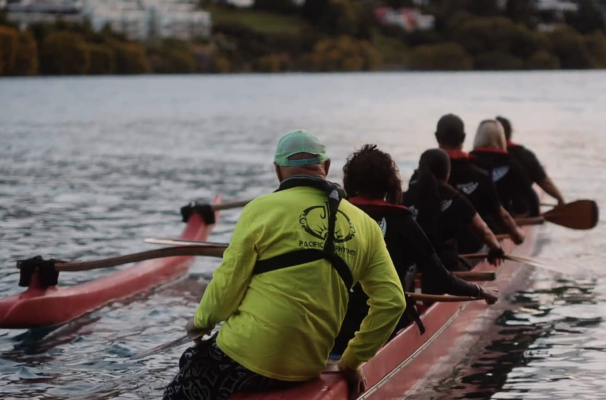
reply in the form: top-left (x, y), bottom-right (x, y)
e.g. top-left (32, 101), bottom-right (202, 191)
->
top-left (0, 196), bottom-right (220, 329)
top-left (233, 222), bottom-right (539, 400)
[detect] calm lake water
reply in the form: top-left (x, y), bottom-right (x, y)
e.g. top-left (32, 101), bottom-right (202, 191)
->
top-left (0, 72), bottom-right (605, 399)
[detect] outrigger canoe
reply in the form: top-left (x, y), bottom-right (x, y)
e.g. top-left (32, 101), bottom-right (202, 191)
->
top-left (0, 195), bottom-right (221, 329)
top-left (234, 219), bottom-right (540, 400)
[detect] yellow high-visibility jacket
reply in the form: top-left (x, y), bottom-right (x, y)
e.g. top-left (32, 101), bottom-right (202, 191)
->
top-left (195, 185), bottom-right (405, 381)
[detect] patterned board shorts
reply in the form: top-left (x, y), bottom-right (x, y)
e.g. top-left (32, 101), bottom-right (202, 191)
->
top-left (163, 335), bottom-right (300, 400)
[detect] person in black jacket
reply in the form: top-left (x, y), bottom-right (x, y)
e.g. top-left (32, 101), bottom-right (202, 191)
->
top-left (403, 148), bottom-right (506, 272)
top-left (496, 116), bottom-right (565, 206)
top-left (332, 145), bottom-right (500, 355)
top-left (471, 120), bottom-right (540, 217)
top-left (430, 114), bottom-right (526, 253)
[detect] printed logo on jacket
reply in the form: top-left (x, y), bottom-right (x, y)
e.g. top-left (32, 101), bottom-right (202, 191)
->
top-left (298, 202), bottom-right (357, 256)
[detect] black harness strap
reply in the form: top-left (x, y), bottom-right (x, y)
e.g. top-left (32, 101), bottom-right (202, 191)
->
top-left (252, 176), bottom-right (353, 290)
top-left (254, 249), bottom-right (353, 290)
top-left (404, 294), bottom-right (426, 335)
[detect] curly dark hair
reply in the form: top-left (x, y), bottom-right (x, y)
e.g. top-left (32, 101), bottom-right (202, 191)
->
top-left (342, 144), bottom-right (402, 205)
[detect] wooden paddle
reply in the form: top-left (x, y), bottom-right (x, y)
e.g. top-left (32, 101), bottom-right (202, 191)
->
top-left (415, 271), bottom-right (495, 282)
top-left (461, 252), bottom-right (589, 276)
top-left (54, 246), bottom-right (226, 272)
top-left (210, 199), bottom-right (252, 211)
top-left (515, 200), bottom-right (599, 230)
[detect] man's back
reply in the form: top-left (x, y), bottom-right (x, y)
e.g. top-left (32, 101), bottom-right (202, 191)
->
top-left (198, 186), bottom-right (403, 381)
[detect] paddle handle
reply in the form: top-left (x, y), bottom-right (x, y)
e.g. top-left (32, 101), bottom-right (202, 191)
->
top-left (211, 200), bottom-right (252, 211)
top-left (55, 246), bottom-right (226, 272)
top-left (495, 233), bottom-right (510, 241)
top-left (415, 271), bottom-right (495, 282)
top-left (514, 217), bottom-right (545, 226)
top-left (406, 292), bottom-right (482, 302)
top-left (460, 252), bottom-right (488, 259)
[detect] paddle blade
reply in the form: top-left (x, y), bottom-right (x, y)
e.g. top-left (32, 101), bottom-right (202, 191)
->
top-left (543, 200), bottom-right (599, 230)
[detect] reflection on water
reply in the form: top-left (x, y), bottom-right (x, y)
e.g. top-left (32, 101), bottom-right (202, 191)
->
top-left (446, 274), bottom-right (602, 400)
top-left (1, 72), bottom-right (605, 399)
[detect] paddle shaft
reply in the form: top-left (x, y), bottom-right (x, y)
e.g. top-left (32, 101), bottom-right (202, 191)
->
top-left (514, 216), bottom-right (545, 226)
top-left (415, 271), bottom-right (495, 282)
top-left (54, 246), bottom-right (226, 272)
top-left (211, 200), bottom-right (251, 211)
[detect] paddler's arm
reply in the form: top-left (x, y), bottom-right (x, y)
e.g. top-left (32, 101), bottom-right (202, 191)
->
top-left (497, 205), bottom-right (525, 245)
top-left (339, 226), bottom-right (405, 371)
top-left (538, 177), bottom-right (565, 206)
top-left (520, 148), bottom-right (565, 206)
top-left (404, 214), bottom-right (484, 297)
top-left (469, 213), bottom-right (501, 252)
top-left (193, 206), bottom-right (259, 331)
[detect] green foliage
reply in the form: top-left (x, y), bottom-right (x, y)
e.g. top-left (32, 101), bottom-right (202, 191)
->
top-left (40, 31), bottom-right (90, 75)
top-left (256, 53), bottom-right (289, 72)
top-left (212, 55), bottom-right (231, 73)
top-left (408, 42), bottom-right (472, 70)
top-left (466, 0), bottom-right (499, 16)
top-left (525, 50), bottom-right (560, 69)
top-left (584, 31), bottom-right (606, 68)
top-left (566, 0), bottom-right (606, 35)
top-left (299, 35), bottom-right (381, 71)
top-left (371, 30), bottom-right (410, 66)
top-left (165, 49), bottom-right (196, 73)
top-left (302, 0), bottom-right (329, 24)
top-left (12, 31), bottom-right (38, 75)
top-left (505, 0), bottom-right (536, 27)
top-left (475, 51), bottom-right (523, 70)
top-left (112, 42), bottom-right (150, 74)
top-left (319, 0), bottom-right (359, 36)
top-left (0, 26), bottom-right (18, 75)
top-left (253, 0), bottom-right (298, 14)
top-left (550, 26), bottom-right (595, 69)
top-left (403, 30), bottom-right (443, 47)
top-left (209, 6), bottom-right (311, 35)
top-left (454, 17), bottom-right (524, 56)
top-left (88, 44), bottom-right (115, 74)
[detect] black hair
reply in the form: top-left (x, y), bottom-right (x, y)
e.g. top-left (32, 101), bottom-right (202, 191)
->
top-left (435, 114), bottom-right (466, 147)
top-left (343, 144), bottom-right (402, 204)
top-left (496, 116), bottom-right (512, 140)
top-left (416, 149), bottom-right (451, 244)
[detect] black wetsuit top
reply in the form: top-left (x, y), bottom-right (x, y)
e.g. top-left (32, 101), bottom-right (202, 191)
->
top-left (507, 142), bottom-right (547, 184)
top-left (402, 181), bottom-right (477, 271)
top-left (471, 148), bottom-right (540, 217)
top-left (445, 150), bottom-right (503, 252)
top-left (331, 197), bottom-right (482, 355)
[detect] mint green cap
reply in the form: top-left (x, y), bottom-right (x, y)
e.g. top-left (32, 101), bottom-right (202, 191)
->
top-left (274, 130), bottom-right (329, 167)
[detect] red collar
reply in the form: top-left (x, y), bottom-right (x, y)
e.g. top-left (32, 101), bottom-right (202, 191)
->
top-left (506, 141), bottom-right (523, 148)
top-left (444, 149), bottom-right (471, 160)
top-left (472, 147), bottom-right (509, 155)
top-left (348, 197), bottom-right (409, 213)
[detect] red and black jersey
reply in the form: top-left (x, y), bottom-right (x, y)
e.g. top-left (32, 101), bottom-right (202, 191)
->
top-left (471, 148), bottom-right (540, 216)
top-left (507, 142), bottom-right (547, 184)
top-left (402, 181), bottom-right (477, 271)
top-left (331, 197), bottom-right (482, 356)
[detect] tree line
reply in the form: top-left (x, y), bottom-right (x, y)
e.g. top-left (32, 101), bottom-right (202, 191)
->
top-left (2, 0), bottom-right (606, 75)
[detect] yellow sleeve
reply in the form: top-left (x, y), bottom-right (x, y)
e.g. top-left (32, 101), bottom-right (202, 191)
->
top-left (340, 223), bottom-right (406, 370)
top-left (194, 204), bottom-right (260, 330)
